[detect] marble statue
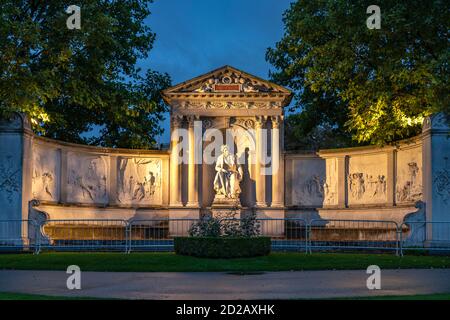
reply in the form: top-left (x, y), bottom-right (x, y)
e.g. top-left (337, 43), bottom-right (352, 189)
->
top-left (214, 145), bottom-right (243, 199)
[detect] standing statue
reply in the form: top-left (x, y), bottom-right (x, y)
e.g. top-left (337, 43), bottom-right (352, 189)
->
top-left (214, 145), bottom-right (243, 199)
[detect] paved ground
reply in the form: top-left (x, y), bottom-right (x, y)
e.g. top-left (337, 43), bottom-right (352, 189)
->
top-left (1, 269), bottom-right (450, 299)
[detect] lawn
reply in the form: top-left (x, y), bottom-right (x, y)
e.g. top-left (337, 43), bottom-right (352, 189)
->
top-left (1, 291), bottom-right (449, 300)
top-left (1, 252), bottom-right (450, 272)
top-left (347, 293), bottom-right (450, 300)
top-left (0, 292), bottom-right (97, 300)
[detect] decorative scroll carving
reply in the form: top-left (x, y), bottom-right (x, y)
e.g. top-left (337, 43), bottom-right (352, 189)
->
top-left (403, 201), bottom-right (426, 246)
top-left (189, 72), bottom-right (275, 93)
top-left (172, 100), bottom-right (282, 111)
top-left (434, 168), bottom-right (450, 204)
top-left (423, 113), bottom-right (449, 132)
top-left (255, 115), bottom-right (267, 128)
top-left (231, 118), bottom-right (255, 129)
top-left (0, 155), bottom-right (20, 203)
top-left (171, 115), bottom-right (184, 127)
top-left (67, 154), bottom-right (108, 204)
top-left (117, 158), bottom-right (162, 205)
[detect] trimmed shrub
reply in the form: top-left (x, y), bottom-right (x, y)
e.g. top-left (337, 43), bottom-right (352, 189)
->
top-left (174, 236), bottom-right (271, 258)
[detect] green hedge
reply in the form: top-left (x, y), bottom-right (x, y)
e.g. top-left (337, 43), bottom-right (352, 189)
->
top-left (174, 237), bottom-right (271, 258)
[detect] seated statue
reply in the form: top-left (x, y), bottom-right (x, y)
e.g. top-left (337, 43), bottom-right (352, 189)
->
top-left (214, 145), bottom-right (243, 200)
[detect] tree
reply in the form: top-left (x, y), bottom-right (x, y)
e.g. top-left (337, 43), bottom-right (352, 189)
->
top-left (267, 0), bottom-right (449, 147)
top-left (0, 0), bottom-right (171, 148)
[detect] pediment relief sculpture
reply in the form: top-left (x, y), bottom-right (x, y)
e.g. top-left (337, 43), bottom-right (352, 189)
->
top-left (162, 65), bottom-right (292, 97)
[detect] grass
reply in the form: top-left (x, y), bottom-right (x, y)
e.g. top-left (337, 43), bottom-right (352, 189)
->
top-left (1, 252), bottom-right (450, 272)
top-left (1, 291), bottom-right (449, 300)
top-left (0, 292), bottom-right (98, 300)
top-left (347, 293), bottom-right (450, 300)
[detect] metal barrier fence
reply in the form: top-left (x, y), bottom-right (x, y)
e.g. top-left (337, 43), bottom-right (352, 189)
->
top-left (308, 219), bottom-right (400, 254)
top-left (400, 221), bottom-right (450, 254)
top-left (128, 219), bottom-right (195, 252)
top-left (265, 218), bottom-right (307, 252)
top-left (0, 220), bottom-right (38, 253)
top-left (38, 219), bottom-right (128, 253)
top-left (127, 218), bottom-right (308, 252)
top-left (1, 218), bottom-right (449, 255)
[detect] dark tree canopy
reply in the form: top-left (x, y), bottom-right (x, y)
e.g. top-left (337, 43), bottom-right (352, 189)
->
top-left (0, 0), bottom-right (170, 149)
top-left (267, 0), bottom-right (449, 148)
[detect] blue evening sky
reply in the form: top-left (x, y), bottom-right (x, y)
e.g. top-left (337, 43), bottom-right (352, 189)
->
top-left (139, 0), bottom-right (294, 144)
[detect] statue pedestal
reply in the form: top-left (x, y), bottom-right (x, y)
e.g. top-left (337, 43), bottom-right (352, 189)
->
top-left (211, 194), bottom-right (241, 208)
top-left (210, 195), bottom-right (241, 218)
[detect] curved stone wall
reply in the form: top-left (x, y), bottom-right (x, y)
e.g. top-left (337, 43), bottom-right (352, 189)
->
top-left (285, 137), bottom-right (423, 208)
top-left (1, 112), bottom-right (448, 232)
top-left (31, 136), bottom-right (170, 220)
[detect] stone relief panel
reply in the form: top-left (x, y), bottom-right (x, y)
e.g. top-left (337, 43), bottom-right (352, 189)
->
top-left (0, 154), bottom-right (20, 204)
top-left (434, 156), bottom-right (450, 204)
top-left (117, 158), bottom-right (162, 205)
top-left (32, 144), bottom-right (60, 201)
top-left (323, 158), bottom-right (338, 205)
top-left (396, 148), bottom-right (423, 203)
top-left (291, 158), bottom-right (328, 207)
top-left (67, 152), bottom-right (108, 204)
top-left (348, 154), bottom-right (387, 205)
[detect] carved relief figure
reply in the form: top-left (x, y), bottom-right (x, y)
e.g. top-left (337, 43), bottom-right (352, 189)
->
top-left (397, 162), bottom-right (423, 202)
top-left (323, 159), bottom-right (337, 205)
top-left (32, 169), bottom-right (55, 199)
top-left (349, 172), bottom-right (386, 201)
top-left (32, 146), bottom-right (59, 201)
top-left (349, 173), bottom-right (365, 199)
top-left (323, 180), bottom-right (335, 205)
top-left (67, 155), bottom-right (108, 203)
top-left (194, 78), bottom-right (214, 92)
top-left (294, 174), bottom-right (326, 206)
top-left (39, 172), bottom-right (53, 198)
top-left (214, 145), bottom-right (243, 199)
top-left (304, 175), bottom-right (324, 198)
top-left (117, 158), bottom-right (161, 204)
top-left (187, 71), bottom-right (274, 93)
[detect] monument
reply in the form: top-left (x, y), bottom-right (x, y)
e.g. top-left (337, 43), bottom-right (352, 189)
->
top-left (161, 65), bottom-right (292, 223)
top-left (0, 65), bottom-right (449, 244)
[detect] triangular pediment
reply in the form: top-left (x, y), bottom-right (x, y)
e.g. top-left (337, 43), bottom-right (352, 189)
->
top-left (162, 65), bottom-right (291, 95)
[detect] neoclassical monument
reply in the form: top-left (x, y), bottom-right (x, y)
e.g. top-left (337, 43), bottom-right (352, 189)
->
top-left (0, 66), bottom-right (449, 243)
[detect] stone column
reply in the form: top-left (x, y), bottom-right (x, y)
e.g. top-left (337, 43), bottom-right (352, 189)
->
top-left (386, 149), bottom-right (396, 206)
top-left (422, 113), bottom-right (450, 245)
top-left (169, 115), bottom-right (183, 206)
top-left (255, 116), bottom-right (267, 207)
top-left (271, 116), bottom-right (283, 207)
top-left (187, 115), bottom-right (199, 207)
top-left (336, 155), bottom-right (347, 208)
top-left (108, 156), bottom-right (118, 205)
top-left (0, 113), bottom-right (33, 244)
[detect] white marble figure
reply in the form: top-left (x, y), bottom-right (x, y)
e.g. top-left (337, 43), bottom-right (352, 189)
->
top-left (214, 145), bottom-right (243, 199)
